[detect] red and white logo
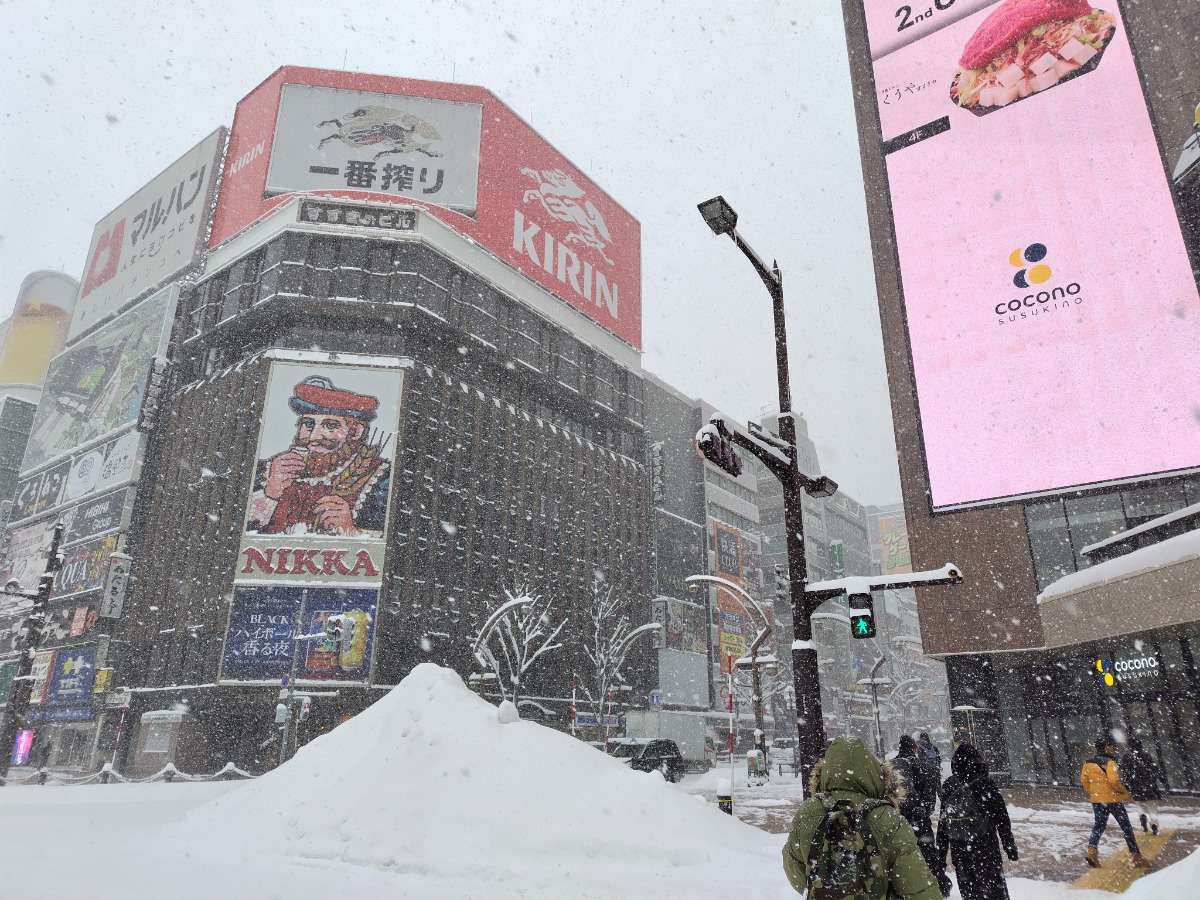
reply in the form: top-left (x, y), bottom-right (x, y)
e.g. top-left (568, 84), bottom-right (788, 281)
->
top-left (80, 219), bottom-right (125, 299)
top-left (520, 168), bottom-right (614, 265)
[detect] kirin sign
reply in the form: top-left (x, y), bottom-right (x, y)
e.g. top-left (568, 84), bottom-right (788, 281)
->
top-left (209, 67), bottom-right (641, 349)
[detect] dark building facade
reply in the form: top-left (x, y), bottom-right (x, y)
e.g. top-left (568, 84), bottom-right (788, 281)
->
top-left (0, 68), bottom-right (656, 776)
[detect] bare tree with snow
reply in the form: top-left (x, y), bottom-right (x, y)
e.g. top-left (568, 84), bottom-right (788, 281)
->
top-left (577, 574), bottom-right (660, 727)
top-left (472, 586), bottom-right (567, 709)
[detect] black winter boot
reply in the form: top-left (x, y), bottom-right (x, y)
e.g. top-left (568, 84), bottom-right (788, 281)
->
top-left (1140, 813), bottom-right (1148, 833)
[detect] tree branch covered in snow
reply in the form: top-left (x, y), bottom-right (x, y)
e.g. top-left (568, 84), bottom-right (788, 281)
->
top-left (578, 575), bottom-right (636, 725)
top-left (472, 586), bottom-right (566, 707)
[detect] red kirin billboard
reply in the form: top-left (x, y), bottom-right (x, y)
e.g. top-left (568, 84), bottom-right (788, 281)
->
top-left (210, 67), bottom-right (641, 349)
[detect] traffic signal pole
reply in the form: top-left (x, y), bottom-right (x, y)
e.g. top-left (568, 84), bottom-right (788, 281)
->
top-left (697, 196), bottom-right (836, 788)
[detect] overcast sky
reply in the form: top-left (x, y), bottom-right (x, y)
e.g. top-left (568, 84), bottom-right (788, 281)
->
top-left (0, 0), bottom-right (903, 505)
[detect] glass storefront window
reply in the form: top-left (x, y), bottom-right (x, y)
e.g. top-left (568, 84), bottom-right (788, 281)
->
top-left (1158, 639), bottom-right (1193, 693)
top-left (1064, 493), bottom-right (1126, 569)
top-left (1025, 500), bottom-right (1076, 591)
top-left (1151, 701), bottom-right (1191, 792)
top-left (1122, 482), bottom-right (1186, 529)
top-left (1173, 700), bottom-right (1199, 791)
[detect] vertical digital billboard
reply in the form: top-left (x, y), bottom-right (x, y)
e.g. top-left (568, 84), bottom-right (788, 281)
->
top-left (858, 1), bottom-right (1200, 509)
top-left (22, 285), bottom-right (178, 472)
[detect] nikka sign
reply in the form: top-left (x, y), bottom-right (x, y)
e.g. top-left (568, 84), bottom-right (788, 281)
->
top-left (209, 67), bottom-right (641, 349)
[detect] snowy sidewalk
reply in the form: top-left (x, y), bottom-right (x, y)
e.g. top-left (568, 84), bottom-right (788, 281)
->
top-left (682, 772), bottom-right (1200, 886)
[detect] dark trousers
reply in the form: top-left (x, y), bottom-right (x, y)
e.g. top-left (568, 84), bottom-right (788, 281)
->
top-left (909, 813), bottom-right (951, 895)
top-left (1089, 803), bottom-right (1140, 854)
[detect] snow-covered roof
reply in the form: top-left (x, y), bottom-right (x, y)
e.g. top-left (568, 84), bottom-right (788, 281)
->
top-left (1081, 499), bottom-right (1200, 556)
top-left (1038, 526), bottom-right (1200, 603)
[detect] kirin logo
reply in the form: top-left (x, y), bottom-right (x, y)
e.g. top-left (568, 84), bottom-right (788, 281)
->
top-left (521, 168), bottom-right (614, 265)
top-left (317, 106), bottom-right (443, 161)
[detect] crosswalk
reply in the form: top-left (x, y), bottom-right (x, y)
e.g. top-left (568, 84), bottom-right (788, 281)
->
top-left (1070, 829), bottom-right (1172, 893)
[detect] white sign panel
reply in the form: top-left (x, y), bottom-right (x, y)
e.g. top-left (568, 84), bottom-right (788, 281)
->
top-left (72, 128), bottom-right (224, 341)
top-left (99, 553), bottom-right (132, 620)
top-left (266, 84), bottom-right (482, 215)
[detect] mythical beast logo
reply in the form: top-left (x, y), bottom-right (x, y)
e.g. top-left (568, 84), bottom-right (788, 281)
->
top-left (521, 168), bottom-right (614, 264)
top-left (317, 106), bottom-right (444, 160)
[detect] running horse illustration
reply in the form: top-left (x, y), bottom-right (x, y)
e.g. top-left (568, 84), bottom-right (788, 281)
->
top-left (521, 167), bottom-right (614, 265)
top-left (317, 106), bottom-right (443, 160)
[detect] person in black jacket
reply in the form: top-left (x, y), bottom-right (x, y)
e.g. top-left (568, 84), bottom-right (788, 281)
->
top-left (937, 744), bottom-right (1018, 900)
top-left (1122, 736), bottom-right (1167, 836)
top-left (894, 735), bottom-right (952, 896)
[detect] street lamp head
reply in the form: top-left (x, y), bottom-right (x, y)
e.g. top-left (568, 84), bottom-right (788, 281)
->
top-left (698, 196), bottom-right (738, 236)
top-left (805, 475), bottom-right (838, 499)
top-left (3, 579), bottom-right (22, 595)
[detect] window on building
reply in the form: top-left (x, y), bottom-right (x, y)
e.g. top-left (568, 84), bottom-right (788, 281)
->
top-left (1122, 482), bottom-right (1187, 529)
top-left (469, 286), bottom-right (498, 346)
top-left (555, 336), bottom-right (582, 393)
top-left (1064, 493), bottom-right (1126, 567)
top-left (591, 352), bottom-right (615, 410)
top-left (332, 238), bottom-right (367, 298)
top-left (1025, 499), bottom-right (1076, 592)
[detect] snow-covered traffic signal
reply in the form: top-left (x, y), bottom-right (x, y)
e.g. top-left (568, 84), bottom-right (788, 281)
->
top-left (774, 564), bottom-right (788, 603)
top-left (848, 594), bottom-right (876, 640)
top-left (324, 614), bottom-right (356, 652)
top-left (695, 423), bottom-right (743, 478)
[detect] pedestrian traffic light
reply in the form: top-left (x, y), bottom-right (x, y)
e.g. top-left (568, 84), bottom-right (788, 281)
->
top-left (774, 564), bottom-right (788, 603)
top-left (275, 702), bottom-right (288, 724)
top-left (324, 614), bottom-right (355, 653)
top-left (695, 424), bottom-right (743, 478)
top-left (298, 696), bottom-right (312, 722)
top-left (848, 594), bottom-right (876, 640)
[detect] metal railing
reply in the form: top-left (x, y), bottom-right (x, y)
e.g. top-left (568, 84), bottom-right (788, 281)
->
top-left (0, 760), bottom-right (257, 787)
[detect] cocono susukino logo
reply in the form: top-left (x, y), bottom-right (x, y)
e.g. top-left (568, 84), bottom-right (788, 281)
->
top-left (1010, 243), bottom-right (1051, 288)
top-left (995, 241), bottom-right (1082, 322)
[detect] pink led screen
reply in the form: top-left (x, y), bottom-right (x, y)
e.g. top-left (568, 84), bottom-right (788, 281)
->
top-left (861, 0), bottom-right (1200, 509)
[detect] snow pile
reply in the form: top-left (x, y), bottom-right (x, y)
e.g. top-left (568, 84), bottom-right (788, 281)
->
top-left (173, 664), bottom-right (787, 898)
top-left (1038, 527), bottom-right (1200, 602)
top-left (1124, 845), bottom-right (1200, 899)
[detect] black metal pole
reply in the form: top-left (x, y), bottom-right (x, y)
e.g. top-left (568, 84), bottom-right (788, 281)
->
top-left (0, 523), bottom-right (65, 786)
top-left (729, 228), bottom-right (825, 789)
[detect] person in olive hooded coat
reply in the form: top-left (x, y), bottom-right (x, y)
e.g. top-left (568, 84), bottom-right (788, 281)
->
top-left (783, 735), bottom-right (943, 899)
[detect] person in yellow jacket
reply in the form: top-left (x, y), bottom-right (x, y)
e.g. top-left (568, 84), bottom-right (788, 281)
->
top-left (1080, 736), bottom-right (1147, 868)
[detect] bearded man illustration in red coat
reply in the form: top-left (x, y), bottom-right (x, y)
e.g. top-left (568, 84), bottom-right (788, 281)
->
top-left (247, 376), bottom-right (391, 538)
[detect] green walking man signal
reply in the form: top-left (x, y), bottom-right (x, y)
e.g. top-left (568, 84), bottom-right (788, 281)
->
top-left (847, 594), bottom-right (876, 640)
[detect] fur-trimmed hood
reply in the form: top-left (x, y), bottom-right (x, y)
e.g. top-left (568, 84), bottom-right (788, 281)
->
top-left (808, 736), bottom-right (906, 808)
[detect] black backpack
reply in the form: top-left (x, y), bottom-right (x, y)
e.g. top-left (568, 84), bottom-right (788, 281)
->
top-left (940, 778), bottom-right (989, 843)
top-left (805, 796), bottom-right (890, 900)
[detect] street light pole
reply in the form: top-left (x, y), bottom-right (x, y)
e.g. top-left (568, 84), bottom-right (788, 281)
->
top-left (698, 196), bottom-right (828, 786)
top-left (0, 523), bottom-right (65, 786)
top-left (686, 574), bottom-right (773, 771)
top-left (278, 587), bottom-right (309, 766)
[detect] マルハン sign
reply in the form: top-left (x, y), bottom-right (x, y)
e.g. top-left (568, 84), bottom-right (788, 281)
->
top-left (73, 129), bottom-right (224, 342)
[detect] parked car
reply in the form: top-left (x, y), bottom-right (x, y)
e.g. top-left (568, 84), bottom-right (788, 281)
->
top-left (608, 738), bottom-right (687, 783)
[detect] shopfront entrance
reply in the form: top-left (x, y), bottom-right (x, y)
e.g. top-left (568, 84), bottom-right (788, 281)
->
top-left (994, 632), bottom-right (1200, 793)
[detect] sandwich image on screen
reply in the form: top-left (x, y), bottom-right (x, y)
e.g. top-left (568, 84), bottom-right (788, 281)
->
top-left (950, 0), bottom-right (1116, 113)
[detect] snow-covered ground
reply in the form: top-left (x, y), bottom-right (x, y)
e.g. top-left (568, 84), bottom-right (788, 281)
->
top-left (0, 664), bottom-right (1195, 899)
